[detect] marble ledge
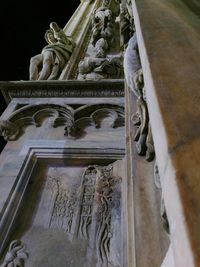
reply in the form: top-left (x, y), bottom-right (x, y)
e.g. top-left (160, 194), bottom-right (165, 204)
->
top-left (0, 79), bottom-right (124, 103)
top-left (133, 0), bottom-right (200, 266)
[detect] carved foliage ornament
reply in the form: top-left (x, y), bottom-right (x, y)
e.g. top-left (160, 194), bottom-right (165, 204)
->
top-left (1, 240), bottom-right (28, 267)
top-left (0, 104), bottom-right (124, 141)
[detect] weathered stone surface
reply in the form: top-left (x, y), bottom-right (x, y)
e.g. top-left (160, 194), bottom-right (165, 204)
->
top-left (133, 0), bottom-right (200, 266)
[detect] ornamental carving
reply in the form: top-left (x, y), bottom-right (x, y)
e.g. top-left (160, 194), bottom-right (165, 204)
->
top-left (1, 240), bottom-right (28, 267)
top-left (0, 104), bottom-right (124, 141)
top-left (124, 33), bottom-right (155, 161)
top-left (47, 175), bottom-right (77, 233)
top-left (91, 7), bottom-right (114, 58)
top-left (76, 164), bottom-right (121, 266)
top-left (0, 120), bottom-right (20, 141)
top-left (77, 6), bottom-right (123, 81)
top-left (78, 57), bottom-right (123, 80)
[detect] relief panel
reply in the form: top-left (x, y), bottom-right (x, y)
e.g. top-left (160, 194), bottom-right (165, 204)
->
top-left (1, 161), bottom-right (123, 267)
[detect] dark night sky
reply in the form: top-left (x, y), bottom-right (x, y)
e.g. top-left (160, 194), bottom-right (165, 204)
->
top-left (0, 1), bottom-right (80, 81)
top-left (0, 0), bottom-right (80, 150)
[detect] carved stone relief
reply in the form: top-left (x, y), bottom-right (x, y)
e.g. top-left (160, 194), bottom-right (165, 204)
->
top-left (77, 5), bottom-right (123, 80)
top-left (47, 174), bottom-right (78, 233)
top-left (78, 57), bottom-right (123, 80)
top-left (0, 104), bottom-right (124, 141)
top-left (2, 163), bottom-right (122, 266)
top-left (0, 120), bottom-right (20, 141)
top-left (91, 7), bottom-right (114, 58)
top-left (124, 33), bottom-right (155, 161)
top-left (0, 240), bottom-right (28, 267)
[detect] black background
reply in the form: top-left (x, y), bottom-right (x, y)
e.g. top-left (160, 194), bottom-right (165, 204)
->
top-left (0, 0), bottom-right (80, 150)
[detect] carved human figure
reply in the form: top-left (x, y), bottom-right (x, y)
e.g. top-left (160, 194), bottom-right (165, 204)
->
top-left (124, 34), bottom-right (155, 160)
top-left (91, 7), bottom-right (113, 58)
top-left (29, 22), bottom-right (75, 80)
top-left (120, 3), bottom-right (135, 48)
top-left (78, 57), bottom-right (122, 80)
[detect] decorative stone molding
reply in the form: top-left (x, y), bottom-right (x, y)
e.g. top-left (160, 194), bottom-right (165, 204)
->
top-left (0, 103), bottom-right (124, 141)
top-left (0, 80), bottom-right (124, 103)
top-left (1, 240), bottom-right (28, 267)
top-left (66, 106), bottom-right (124, 138)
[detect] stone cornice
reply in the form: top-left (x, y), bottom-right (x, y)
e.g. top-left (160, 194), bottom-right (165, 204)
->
top-left (0, 80), bottom-right (124, 103)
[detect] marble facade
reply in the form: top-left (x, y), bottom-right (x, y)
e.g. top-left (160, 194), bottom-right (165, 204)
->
top-left (0, 0), bottom-right (199, 266)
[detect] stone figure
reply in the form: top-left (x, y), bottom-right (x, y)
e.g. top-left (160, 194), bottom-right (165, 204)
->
top-left (78, 57), bottom-right (122, 80)
top-left (124, 34), bottom-right (155, 161)
top-left (29, 22), bottom-right (75, 80)
top-left (120, 3), bottom-right (135, 48)
top-left (91, 7), bottom-right (114, 58)
top-left (124, 33), bottom-right (141, 96)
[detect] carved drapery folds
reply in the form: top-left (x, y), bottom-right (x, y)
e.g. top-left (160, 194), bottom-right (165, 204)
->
top-left (78, 57), bottom-right (123, 80)
top-left (119, 2), bottom-right (135, 48)
top-left (1, 240), bottom-right (28, 267)
top-left (0, 104), bottom-right (124, 141)
top-left (29, 22), bottom-right (75, 80)
top-left (124, 33), bottom-right (155, 161)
